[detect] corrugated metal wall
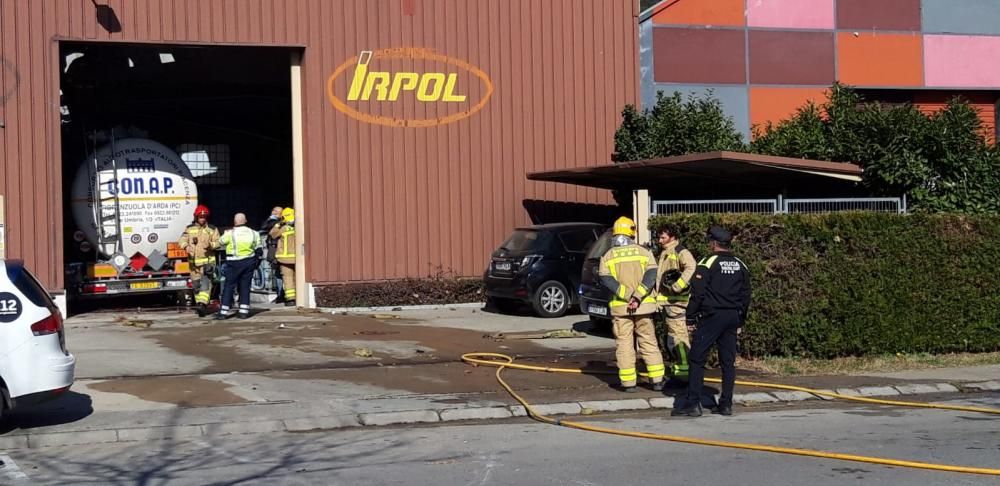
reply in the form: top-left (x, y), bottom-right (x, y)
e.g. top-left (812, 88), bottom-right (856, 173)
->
top-left (0, 0), bottom-right (639, 289)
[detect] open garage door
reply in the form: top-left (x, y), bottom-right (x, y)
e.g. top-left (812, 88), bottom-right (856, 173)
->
top-left (59, 42), bottom-right (296, 313)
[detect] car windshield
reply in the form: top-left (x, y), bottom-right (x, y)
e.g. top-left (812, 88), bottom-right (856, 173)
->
top-left (586, 231), bottom-right (613, 260)
top-left (499, 230), bottom-right (550, 252)
top-left (5, 262), bottom-right (53, 308)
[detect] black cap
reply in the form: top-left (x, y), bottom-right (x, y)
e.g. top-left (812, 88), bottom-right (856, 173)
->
top-left (707, 226), bottom-right (733, 244)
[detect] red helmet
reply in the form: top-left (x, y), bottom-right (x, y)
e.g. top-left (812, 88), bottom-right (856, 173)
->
top-left (194, 205), bottom-right (210, 218)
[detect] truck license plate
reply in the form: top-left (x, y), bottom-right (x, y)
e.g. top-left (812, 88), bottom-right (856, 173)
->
top-left (588, 305), bottom-right (608, 316)
top-left (130, 282), bottom-right (161, 290)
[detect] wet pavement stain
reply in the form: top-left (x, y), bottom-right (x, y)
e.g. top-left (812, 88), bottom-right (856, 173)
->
top-left (89, 376), bottom-right (249, 407)
top-left (145, 311), bottom-right (565, 375)
top-left (264, 358), bottom-right (620, 396)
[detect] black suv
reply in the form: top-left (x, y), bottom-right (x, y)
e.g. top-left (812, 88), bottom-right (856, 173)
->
top-left (579, 229), bottom-right (615, 325)
top-left (484, 223), bottom-right (605, 318)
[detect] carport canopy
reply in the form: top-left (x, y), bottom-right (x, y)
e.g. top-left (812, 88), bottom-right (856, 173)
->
top-left (526, 151), bottom-right (863, 192)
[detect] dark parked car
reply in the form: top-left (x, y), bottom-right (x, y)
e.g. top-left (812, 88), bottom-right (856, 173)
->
top-left (579, 229), bottom-right (614, 325)
top-left (484, 223), bottom-right (605, 318)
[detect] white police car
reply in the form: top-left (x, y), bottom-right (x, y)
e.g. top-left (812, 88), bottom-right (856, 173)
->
top-left (0, 260), bottom-right (76, 422)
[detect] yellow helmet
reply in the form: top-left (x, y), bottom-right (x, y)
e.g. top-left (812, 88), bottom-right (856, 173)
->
top-left (281, 207), bottom-right (295, 222)
top-left (612, 216), bottom-right (637, 238)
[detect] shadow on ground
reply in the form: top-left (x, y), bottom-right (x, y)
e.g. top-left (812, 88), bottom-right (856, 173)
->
top-left (0, 391), bottom-right (94, 434)
top-left (17, 406), bottom-right (416, 485)
top-left (573, 319), bottom-right (614, 339)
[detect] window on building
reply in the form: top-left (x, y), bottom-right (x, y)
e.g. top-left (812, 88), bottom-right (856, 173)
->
top-left (178, 143), bottom-right (231, 185)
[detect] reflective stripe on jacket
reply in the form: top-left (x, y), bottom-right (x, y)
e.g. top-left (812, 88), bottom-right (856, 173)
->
top-left (178, 223), bottom-right (220, 266)
top-left (655, 241), bottom-right (696, 306)
top-left (221, 226), bottom-right (261, 260)
top-left (598, 244), bottom-right (658, 317)
top-left (268, 223), bottom-right (296, 265)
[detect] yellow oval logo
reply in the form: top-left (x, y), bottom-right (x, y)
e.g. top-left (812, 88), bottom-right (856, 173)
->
top-left (327, 48), bottom-right (494, 128)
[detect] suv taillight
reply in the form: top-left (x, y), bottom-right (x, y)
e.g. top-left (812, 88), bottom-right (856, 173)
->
top-left (31, 313), bottom-right (63, 336)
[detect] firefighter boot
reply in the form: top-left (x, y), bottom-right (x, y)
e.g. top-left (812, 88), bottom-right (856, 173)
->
top-left (669, 343), bottom-right (690, 382)
top-left (196, 304), bottom-right (208, 318)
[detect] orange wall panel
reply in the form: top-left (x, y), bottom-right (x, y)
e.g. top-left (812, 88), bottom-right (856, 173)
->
top-left (837, 32), bottom-right (923, 87)
top-left (749, 87), bottom-right (829, 131)
top-left (914, 92), bottom-right (997, 142)
top-left (652, 0), bottom-right (745, 27)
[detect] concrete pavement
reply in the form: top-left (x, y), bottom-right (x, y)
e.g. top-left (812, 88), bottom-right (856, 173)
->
top-left (4, 395), bottom-right (998, 485)
top-left (0, 306), bottom-right (997, 449)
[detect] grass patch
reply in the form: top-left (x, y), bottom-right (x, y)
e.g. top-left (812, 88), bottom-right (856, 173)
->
top-left (739, 352), bottom-right (1000, 376)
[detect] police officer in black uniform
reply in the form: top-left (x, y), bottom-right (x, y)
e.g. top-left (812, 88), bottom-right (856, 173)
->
top-left (672, 226), bottom-right (751, 417)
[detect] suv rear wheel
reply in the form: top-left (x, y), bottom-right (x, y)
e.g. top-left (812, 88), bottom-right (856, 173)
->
top-left (532, 281), bottom-right (569, 318)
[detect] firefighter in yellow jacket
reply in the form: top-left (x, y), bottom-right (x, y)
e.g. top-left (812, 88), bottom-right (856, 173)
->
top-left (268, 207), bottom-right (297, 306)
top-left (655, 223), bottom-right (696, 380)
top-left (179, 205), bottom-right (221, 317)
top-left (598, 216), bottom-right (666, 392)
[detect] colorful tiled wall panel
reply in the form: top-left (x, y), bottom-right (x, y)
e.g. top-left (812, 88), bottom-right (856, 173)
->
top-left (642, 0), bottom-right (1000, 137)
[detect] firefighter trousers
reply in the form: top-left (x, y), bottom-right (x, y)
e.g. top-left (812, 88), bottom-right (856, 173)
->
top-left (190, 264), bottom-right (213, 305)
top-left (278, 263), bottom-right (296, 302)
top-left (613, 315), bottom-right (665, 387)
top-left (661, 304), bottom-right (692, 378)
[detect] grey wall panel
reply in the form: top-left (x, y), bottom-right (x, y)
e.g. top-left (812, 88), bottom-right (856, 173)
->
top-left (922, 0), bottom-right (1000, 35)
top-left (650, 84), bottom-right (750, 138)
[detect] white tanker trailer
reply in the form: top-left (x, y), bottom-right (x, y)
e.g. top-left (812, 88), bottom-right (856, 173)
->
top-left (66, 138), bottom-right (199, 298)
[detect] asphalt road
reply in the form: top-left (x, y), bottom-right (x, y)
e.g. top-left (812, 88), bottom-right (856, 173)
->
top-left (2, 396), bottom-right (997, 485)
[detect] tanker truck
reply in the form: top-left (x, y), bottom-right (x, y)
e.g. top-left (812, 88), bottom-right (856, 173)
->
top-left (65, 138), bottom-right (199, 299)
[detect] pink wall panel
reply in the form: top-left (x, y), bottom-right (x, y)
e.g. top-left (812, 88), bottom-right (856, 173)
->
top-left (925, 35), bottom-right (1000, 87)
top-left (747, 0), bottom-right (834, 29)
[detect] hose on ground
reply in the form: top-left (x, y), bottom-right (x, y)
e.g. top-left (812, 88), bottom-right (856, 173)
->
top-left (461, 352), bottom-right (1000, 476)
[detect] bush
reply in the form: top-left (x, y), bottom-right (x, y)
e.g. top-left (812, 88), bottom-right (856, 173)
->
top-left (612, 91), bottom-right (746, 211)
top-left (315, 276), bottom-right (484, 308)
top-left (751, 84), bottom-right (1000, 213)
top-left (613, 91), bottom-right (746, 163)
top-left (649, 212), bottom-right (1000, 358)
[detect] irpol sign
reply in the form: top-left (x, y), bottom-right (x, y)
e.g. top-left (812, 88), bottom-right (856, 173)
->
top-left (326, 48), bottom-right (494, 128)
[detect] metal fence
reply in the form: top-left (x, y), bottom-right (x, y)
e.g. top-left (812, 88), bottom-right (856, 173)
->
top-left (652, 196), bottom-right (907, 215)
top-left (251, 233), bottom-right (280, 293)
top-left (652, 199), bottom-right (779, 215)
top-left (783, 197), bottom-right (906, 214)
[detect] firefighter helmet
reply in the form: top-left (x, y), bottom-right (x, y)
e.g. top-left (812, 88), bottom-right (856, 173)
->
top-left (612, 216), bottom-right (637, 238)
top-left (194, 205), bottom-right (210, 218)
top-left (281, 207), bottom-right (295, 223)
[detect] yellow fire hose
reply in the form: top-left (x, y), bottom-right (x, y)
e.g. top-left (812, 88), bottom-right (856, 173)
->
top-left (461, 352), bottom-right (1000, 476)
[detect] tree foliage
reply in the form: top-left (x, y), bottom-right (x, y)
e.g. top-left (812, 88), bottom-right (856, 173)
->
top-left (751, 84), bottom-right (1000, 213)
top-left (612, 91), bottom-right (745, 163)
top-left (612, 85), bottom-right (1000, 213)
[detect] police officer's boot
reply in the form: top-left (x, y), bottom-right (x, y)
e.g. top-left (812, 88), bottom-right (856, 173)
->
top-left (671, 402), bottom-right (703, 418)
top-left (713, 404), bottom-right (733, 416)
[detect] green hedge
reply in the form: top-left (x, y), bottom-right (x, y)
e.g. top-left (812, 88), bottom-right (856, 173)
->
top-left (649, 212), bottom-right (1000, 358)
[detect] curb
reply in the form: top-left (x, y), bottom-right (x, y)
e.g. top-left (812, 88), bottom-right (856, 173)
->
top-left (320, 302), bottom-right (485, 313)
top-left (3, 381), bottom-right (993, 449)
